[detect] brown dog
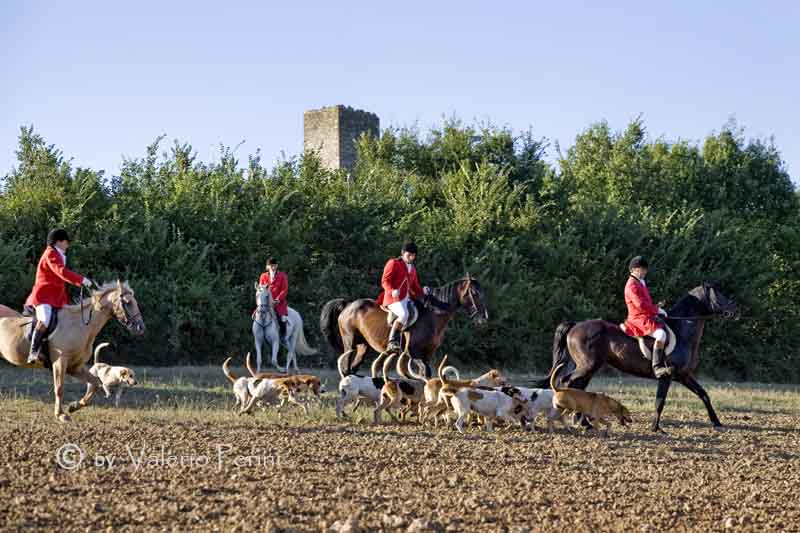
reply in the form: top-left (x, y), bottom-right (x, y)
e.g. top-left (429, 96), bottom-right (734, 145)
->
top-left (245, 352), bottom-right (325, 400)
top-left (550, 363), bottom-right (632, 436)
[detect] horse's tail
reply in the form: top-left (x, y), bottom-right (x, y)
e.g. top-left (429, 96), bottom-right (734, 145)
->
top-left (222, 357), bottom-right (237, 384)
top-left (93, 342), bottom-right (111, 365)
top-left (320, 298), bottom-right (349, 354)
top-left (293, 317), bottom-right (318, 357)
top-left (534, 320), bottom-right (576, 388)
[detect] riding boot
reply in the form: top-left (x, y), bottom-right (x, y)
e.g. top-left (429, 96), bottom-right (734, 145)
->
top-left (386, 323), bottom-right (402, 353)
top-left (27, 328), bottom-right (45, 365)
top-left (278, 318), bottom-right (288, 345)
top-left (652, 344), bottom-right (672, 379)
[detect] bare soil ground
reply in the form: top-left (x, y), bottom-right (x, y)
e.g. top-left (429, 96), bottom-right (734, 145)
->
top-left (0, 364), bottom-right (798, 532)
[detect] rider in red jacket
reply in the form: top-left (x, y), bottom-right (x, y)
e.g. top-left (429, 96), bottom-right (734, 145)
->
top-left (259, 257), bottom-right (289, 344)
top-left (623, 256), bottom-right (672, 378)
top-left (25, 229), bottom-right (94, 364)
top-left (379, 241), bottom-right (430, 352)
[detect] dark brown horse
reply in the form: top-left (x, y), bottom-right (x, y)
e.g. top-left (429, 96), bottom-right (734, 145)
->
top-left (320, 275), bottom-right (488, 378)
top-left (538, 282), bottom-right (738, 433)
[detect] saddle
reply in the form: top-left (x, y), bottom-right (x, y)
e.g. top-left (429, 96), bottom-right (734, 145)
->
top-left (22, 306), bottom-right (60, 368)
top-left (382, 299), bottom-right (420, 331)
top-left (619, 321), bottom-right (677, 360)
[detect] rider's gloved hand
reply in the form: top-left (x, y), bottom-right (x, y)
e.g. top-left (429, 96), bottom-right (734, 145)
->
top-left (81, 278), bottom-right (94, 288)
top-left (423, 286), bottom-right (432, 296)
top-left (391, 289), bottom-right (400, 299)
top-left (658, 307), bottom-right (667, 317)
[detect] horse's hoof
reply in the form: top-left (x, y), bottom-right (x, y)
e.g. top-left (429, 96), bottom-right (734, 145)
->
top-left (66, 403), bottom-right (79, 414)
top-left (58, 414), bottom-right (72, 423)
top-left (651, 426), bottom-right (667, 435)
top-left (713, 425), bottom-right (726, 432)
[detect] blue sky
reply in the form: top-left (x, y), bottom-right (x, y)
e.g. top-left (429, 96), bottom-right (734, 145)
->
top-left (2, 1), bottom-right (797, 182)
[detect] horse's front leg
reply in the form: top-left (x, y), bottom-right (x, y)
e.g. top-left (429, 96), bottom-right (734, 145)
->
top-left (66, 365), bottom-right (102, 414)
top-left (651, 376), bottom-right (673, 433)
top-left (678, 373), bottom-right (722, 429)
top-left (270, 328), bottom-right (281, 371)
top-left (253, 324), bottom-right (263, 373)
top-left (51, 357), bottom-right (70, 422)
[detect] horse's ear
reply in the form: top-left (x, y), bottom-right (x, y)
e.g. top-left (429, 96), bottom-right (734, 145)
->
top-left (117, 279), bottom-right (123, 292)
top-left (254, 282), bottom-right (259, 290)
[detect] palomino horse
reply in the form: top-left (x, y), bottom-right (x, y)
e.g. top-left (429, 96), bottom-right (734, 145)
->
top-left (0, 281), bottom-right (145, 421)
top-left (538, 282), bottom-right (738, 433)
top-left (320, 275), bottom-right (489, 378)
top-left (253, 284), bottom-right (317, 373)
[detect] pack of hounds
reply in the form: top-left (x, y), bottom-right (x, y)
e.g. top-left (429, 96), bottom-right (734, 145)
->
top-left (217, 346), bottom-right (633, 436)
top-left (85, 340), bottom-right (632, 436)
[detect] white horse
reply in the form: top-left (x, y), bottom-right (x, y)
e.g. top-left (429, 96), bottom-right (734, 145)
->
top-left (252, 284), bottom-right (317, 373)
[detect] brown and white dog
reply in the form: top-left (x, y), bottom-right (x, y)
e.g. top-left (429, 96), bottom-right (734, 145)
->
top-left (245, 352), bottom-right (326, 400)
top-left (372, 351), bottom-right (425, 424)
top-left (409, 355), bottom-right (508, 426)
top-left (439, 362), bottom-right (526, 433)
top-left (550, 363), bottom-right (633, 436)
top-left (240, 375), bottom-right (307, 416)
top-left (88, 342), bottom-right (137, 407)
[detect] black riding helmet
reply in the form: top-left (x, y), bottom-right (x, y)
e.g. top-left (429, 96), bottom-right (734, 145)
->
top-left (629, 255), bottom-right (648, 271)
top-left (47, 228), bottom-right (70, 246)
top-left (402, 241), bottom-right (418, 255)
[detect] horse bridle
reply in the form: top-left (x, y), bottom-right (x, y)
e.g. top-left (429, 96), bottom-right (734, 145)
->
top-left (116, 295), bottom-right (142, 329)
top-left (668, 285), bottom-right (736, 321)
top-left (462, 278), bottom-right (481, 319)
top-left (254, 291), bottom-right (274, 329)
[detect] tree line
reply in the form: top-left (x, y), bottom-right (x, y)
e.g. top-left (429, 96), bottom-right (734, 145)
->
top-left (1, 119), bottom-right (797, 381)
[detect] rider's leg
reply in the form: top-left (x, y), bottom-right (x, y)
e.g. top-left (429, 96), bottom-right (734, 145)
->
top-left (386, 300), bottom-right (409, 352)
top-left (279, 314), bottom-right (289, 344)
top-left (27, 304), bottom-right (52, 365)
top-left (650, 328), bottom-right (672, 378)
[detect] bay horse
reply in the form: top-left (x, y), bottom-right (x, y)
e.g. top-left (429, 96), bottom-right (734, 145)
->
top-left (320, 275), bottom-right (488, 378)
top-left (0, 281), bottom-right (145, 421)
top-left (538, 282), bottom-right (738, 433)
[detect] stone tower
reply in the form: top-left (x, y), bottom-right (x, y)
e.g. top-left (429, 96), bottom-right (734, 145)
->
top-left (303, 105), bottom-right (380, 171)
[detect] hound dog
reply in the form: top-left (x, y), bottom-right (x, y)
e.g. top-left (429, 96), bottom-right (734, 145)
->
top-left (335, 350), bottom-right (389, 418)
top-left (88, 343), bottom-right (137, 407)
top-left (488, 385), bottom-right (569, 433)
top-left (408, 356), bottom-right (507, 426)
top-left (222, 356), bottom-right (254, 410)
top-left (245, 352), bottom-right (326, 400)
top-left (372, 351), bottom-right (425, 424)
top-left (550, 363), bottom-right (633, 436)
top-left (439, 362), bottom-right (526, 433)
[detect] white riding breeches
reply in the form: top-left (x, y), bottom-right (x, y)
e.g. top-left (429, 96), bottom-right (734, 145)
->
top-left (648, 328), bottom-right (667, 343)
top-left (35, 304), bottom-right (53, 328)
top-left (387, 299), bottom-right (410, 326)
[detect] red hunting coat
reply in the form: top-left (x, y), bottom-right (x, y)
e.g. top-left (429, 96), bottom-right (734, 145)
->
top-left (259, 271), bottom-right (288, 316)
top-left (25, 246), bottom-right (85, 309)
top-left (623, 275), bottom-right (660, 337)
top-left (377, 257), bottom-right (423, 306)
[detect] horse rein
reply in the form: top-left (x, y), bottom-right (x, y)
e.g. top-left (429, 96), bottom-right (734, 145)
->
top-left (79, 285), bottom-right (93, 326)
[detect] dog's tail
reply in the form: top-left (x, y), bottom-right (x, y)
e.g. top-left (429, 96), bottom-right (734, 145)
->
top-left (549, 362), bottom-right (566, 393)
top-left (534, 321), bottom-right (576, 388)
top-left (371, 351), bottom-right (388, 378)
top-left (222, 357), bottom-right (237, 384)
top-left (93, 342), bottom-right (111, 365)
top-left (382, 352), bottom-right (397, 381)
top-left (437, 354), bottom-right (452, 384)
top-left (245, 352), bottom-right (258, 377)
top-left (337, 350), bottom-right (354, 379)
top-left (397, 349), bottom-right (422, 381)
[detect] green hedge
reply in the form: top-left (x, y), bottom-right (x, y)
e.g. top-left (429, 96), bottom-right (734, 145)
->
top-left (1, 120), bottom-right (797, 381)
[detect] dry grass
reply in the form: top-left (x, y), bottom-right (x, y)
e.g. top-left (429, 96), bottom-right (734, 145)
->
top-left (1, 363), bottom-right (798, 531)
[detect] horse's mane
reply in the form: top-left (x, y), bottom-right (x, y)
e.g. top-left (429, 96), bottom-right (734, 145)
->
top-left (667, 286), bottom-right (704, 317)
top-left (61, 281), bottom-right (133, 312)
top-left (429, 277), bottom-right (476, 311)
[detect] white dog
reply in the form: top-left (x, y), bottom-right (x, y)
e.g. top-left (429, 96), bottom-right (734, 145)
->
top-left (335, 350), bottom-right (390, 418)
top-left (223, 357), bottom-right (252, 410)
top-left (88, 343), bottom-right (137, 407)
top-left (443, 386), bottom-right (527, 433)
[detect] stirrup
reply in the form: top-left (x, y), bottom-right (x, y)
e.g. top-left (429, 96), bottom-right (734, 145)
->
top-left (386, 340), bottom-right (401, 353)
top-left (653, 365), bottom-right (672, 378)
